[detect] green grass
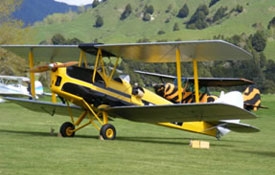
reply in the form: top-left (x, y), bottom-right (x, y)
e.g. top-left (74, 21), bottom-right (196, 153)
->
top-left (0, 94), bottom-right (275, 175)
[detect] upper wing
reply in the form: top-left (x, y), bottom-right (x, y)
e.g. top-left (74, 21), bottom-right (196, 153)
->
top-left (4, 97), bottom-right (82, 116)
top-left (134, 70), bottom-right (254, 86)
top-left (0, 45), bottom-right (81, 62)
top-left (1, 40), bottom-right (251, 63)
top-left (103, 103), bottom-right (257, 123)
top-left (89, 40), bottom-right (252, 62)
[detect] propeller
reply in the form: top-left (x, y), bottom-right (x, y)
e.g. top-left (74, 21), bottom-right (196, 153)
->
top-left (30, 61), bottom-right (79, 73)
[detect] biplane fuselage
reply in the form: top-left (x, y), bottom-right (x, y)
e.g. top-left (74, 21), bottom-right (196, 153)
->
top-left (50, 65), bottom-right (171, 108)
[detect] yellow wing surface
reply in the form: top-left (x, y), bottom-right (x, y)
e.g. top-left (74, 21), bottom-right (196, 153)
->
top-left (1, 45), bottom-right (81, 62)
top-left (91, 40), bottom-right (252, 62)
top-left (2, 40), bottom-right (252, 62)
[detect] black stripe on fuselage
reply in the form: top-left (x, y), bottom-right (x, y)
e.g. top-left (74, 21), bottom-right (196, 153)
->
top-left (62, 82), bottom-right (132, 107)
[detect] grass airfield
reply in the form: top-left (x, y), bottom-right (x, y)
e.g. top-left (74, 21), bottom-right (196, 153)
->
top-left (0, 95), bottom-right (274, 175)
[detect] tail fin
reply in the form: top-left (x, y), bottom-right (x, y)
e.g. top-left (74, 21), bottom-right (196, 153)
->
top-left (243, 85), bottom-right (263, 111)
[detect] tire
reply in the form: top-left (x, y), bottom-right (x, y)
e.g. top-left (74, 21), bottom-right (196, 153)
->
top-left (100, 124), bottom-right (116, 140)
top-left (60, 122), bottom-right (75, 137)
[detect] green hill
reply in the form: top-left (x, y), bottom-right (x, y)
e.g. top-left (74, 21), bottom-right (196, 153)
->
top-left (28, 0), bottom-right (275, 60)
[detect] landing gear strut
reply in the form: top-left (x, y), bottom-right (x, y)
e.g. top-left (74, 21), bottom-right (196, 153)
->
top-left (59, 100), bottom-right (117, 139)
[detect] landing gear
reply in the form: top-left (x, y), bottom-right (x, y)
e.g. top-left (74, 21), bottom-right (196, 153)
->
top-left (60, 122), bottom-right (75, 137)
top-left (100, 124), bottom-right (116, 140)
top-left (59, 101), bottom-right (116, 139)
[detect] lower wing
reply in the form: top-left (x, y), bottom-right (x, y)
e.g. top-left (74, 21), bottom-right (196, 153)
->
top-left (4, 97), bottom-right (82, 116)
top-left (103, 102), bottom-right (257, 123)
top-left (5, 97), bottom-right (257, 124)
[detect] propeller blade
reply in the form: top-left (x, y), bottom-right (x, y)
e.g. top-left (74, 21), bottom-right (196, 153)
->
top-left (29, 61), bottom-right (78, 73)
top-left (29, 65), bottom-right (50, 72)
top-left (55, 61), bottom-right (79, 68)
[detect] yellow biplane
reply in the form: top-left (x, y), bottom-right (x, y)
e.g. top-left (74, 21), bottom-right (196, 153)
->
top-left (1, 40), bottom-right (259, 140)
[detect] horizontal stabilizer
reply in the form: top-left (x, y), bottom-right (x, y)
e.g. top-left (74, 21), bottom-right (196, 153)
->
top-left (219, 121), bottom-right (260, 133)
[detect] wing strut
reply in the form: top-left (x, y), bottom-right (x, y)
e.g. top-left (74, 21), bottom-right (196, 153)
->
top-left (78, 50), bottom-right (88, 67)
top-left (193, 59), bottom-right (199, 103)
top-left (28, 49), bottom-right (35, 99)
top-left (92, 48), bottom-right (101, 83)
top-left (176, 47), bottom-right (183, 102)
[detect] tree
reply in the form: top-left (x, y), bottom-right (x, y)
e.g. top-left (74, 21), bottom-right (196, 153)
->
top-left (145, 5), bottom-right (154, 15)
top-left (264, 60), bottom-right (275, 82)
top-left (92, 0), bottom-right (100, 8)
top-left (0, 0), bottom-right (26, 44)
top-left (0, 0), bottom-right (29, 76)
top-left (177, 4), bottom-right (189, 18)
top-left (187, 11), bottom-right (208, 29)
top-left (212, 6), bottom-right (228, 23)
top-left (251, 31), bottom-right (267, 52)
top-left (234, 4), bottom-right (243, 13)
top-left (209, 0), bottom-right (220, 7)
top-left (120, 4), bottom-right (132, 20)
top-left (173, 23), bottom-right (180, 31)
top-left (51, 33), bottom-right (66, 44)
top-left (94, 15), bottom-right (104, 27)
top-left (267, 17), bottom-right (275, 29)
top-left (186, 4), bottom-right (209, 29)
top-left (165, 4), bottom-right (173, 13)
top-left (67, 37), bottom-right (83, 44)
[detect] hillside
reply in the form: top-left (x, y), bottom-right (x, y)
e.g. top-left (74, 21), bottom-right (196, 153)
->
top-left (12, 0), bottom-right (83, 25)
top-left (25, 0), bottom-right (275, 60)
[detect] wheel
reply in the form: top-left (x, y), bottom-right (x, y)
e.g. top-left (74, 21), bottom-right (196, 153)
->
top-left (100, 124), bottom-right (116, 140)
top-left (60, 122), bottom-right (75, 137)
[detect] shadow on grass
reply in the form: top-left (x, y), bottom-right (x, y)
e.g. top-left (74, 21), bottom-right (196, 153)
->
top-left (0, 128), bottom-right (240, 147)
top-left (0, 128), bottom-right (101, 139)
top-left (236, 150), bottom-right (275, 158)
top-left (115, 136), bottom-right (237, 148)
top-left (117, 136), bottom-right (191, 146)
top-left (0, 128), bottom-right (189, 145)
top-left (0, 129), bottom-right (57, 137)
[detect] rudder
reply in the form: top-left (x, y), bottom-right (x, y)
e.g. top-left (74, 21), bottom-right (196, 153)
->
top-left (243, 85), bottom-right (261, 111)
